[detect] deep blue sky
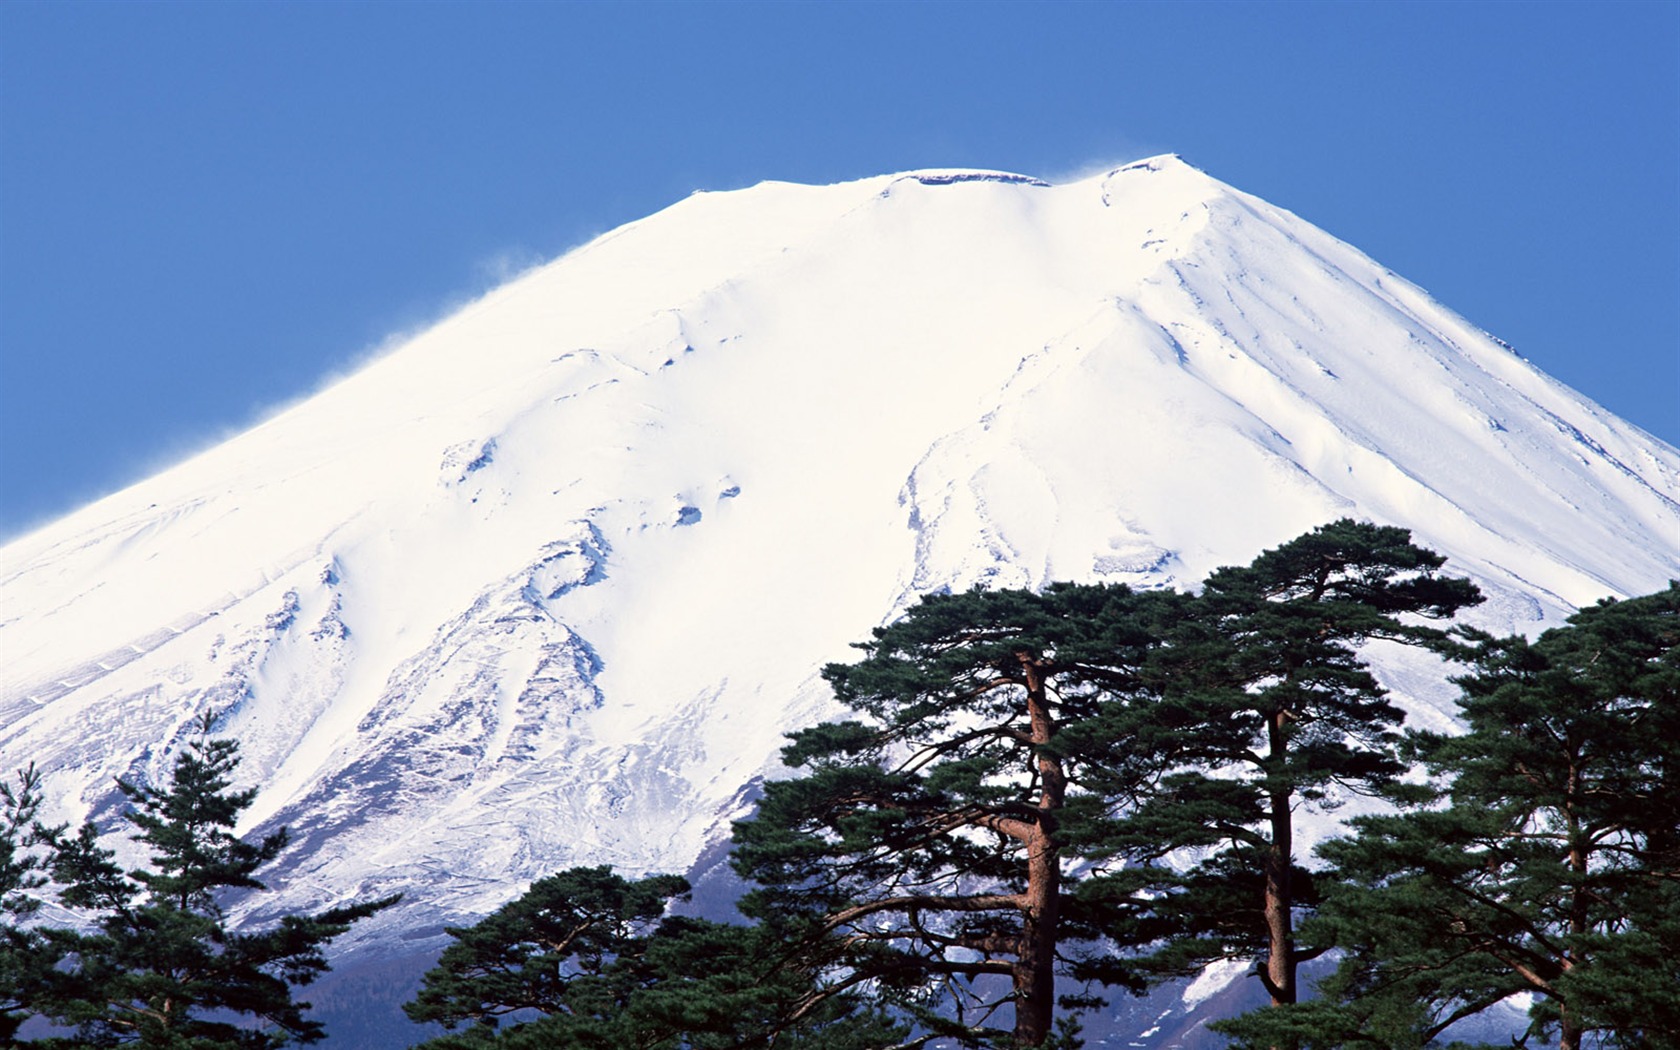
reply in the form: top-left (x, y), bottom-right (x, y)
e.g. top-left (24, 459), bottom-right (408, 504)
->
top-left (2, 1), bottom-right (1676, 540)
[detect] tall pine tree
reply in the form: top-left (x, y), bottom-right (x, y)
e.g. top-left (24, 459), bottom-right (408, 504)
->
top-left (731, 582), bottom-right (1181, 1047)
top-left (1253, 582), bottom-right (1680, 1050)
top-left (1074, 520), bottom-right (1481, 1022)
top-left (30, 714), bottom-right (398, 1048)
top-left (1, 764), bottom-right (57, 1043)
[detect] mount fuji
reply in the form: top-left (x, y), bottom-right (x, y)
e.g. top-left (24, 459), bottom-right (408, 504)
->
top-left (3, 155), bottom-right (1677, 1041)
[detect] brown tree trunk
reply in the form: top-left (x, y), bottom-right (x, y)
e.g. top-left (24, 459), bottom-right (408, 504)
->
top-left (1262, 709), bottom-right (1296, 1008)
top-left (1559, 763), bottom-right (1587, 1050)
top-left (1014, 657), bottom-right (1064, 1047)
top-left (1016, 825), bottom-right (1059, 1045)
top-left (1558, 1016), bottom-right (1582, 1050)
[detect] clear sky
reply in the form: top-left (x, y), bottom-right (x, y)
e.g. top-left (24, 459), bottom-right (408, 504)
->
top-left (2, 1), bottom-right (1676, 540)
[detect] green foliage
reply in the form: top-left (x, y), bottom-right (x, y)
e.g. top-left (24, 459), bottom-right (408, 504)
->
top-left (1, 765), bottom-right (50, 919)
top-left (717, 521), bottom-right (1484, 1045)
top-left (587, 915), bottom-right (907, 1049)
top-left (2, 764), bottom-right (59, 1043)
top-left (1265, 582), bottom-right (1680, 1049)
top-left (405, 866), bottom-right (689, 1031)
top-left (405, 868), bottom-right (907, 1049)
top-left (26, 714), bottom-right (398, 1049)
top-left (731, 581), bottom-right (1182, 1046)
top-left (1074, 520), bottom-right (1481, 1010)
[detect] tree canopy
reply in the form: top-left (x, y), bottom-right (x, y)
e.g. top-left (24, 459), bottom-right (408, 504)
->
top-left (18, 715), bottom-right (397, 1049)
top-left (1, 764), bottom-right (55, 1044)
top-left (731, 580), bottom-right (1187, 1046)
top-left (1233, 582), bottom-right (1680, 1050)
top-left (406, 866), bottom-right (907, 1050)
top-left (1076, 520), bottom-right (1482, 1015)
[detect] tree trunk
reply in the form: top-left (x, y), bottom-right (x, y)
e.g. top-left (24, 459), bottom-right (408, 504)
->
top-left (1016, 826), bottom-right (1059, 1046)
top-left (1263, 709), bottom-right (1296, 1008)
top-left (1559, 762), bottom-right (1587, 1050)
top-left (1015, 658), bottom-right (1064, 1047)
top-left (1558, 1016), bottom-right (1582, 1050)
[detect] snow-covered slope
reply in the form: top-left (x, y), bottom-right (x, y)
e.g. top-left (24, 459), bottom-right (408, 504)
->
top-left (3, 157), bottom-right (1677, 950)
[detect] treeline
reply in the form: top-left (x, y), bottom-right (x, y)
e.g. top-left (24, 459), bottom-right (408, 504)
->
top-left (2, 521), bottom-right (1675, 1049)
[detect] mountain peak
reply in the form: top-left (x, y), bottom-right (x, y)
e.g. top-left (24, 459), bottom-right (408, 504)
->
top-left (3, 160), bottom-right (1676, 959)
top-left (1111, 152), bottom-right (1190, 174)
top-left (889, 169), bottom-right (1052, 188)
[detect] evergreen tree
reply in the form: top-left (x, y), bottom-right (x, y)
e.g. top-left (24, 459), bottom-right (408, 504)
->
top-left (31, 714), bottom-right (398, 1048)
top-left (1245, 582), bottom-right (1680, 1050)
top-left (1073, 520), bottom-right (1481, 1023)
top-left (587, 915), bottom-right (909, 1050)
top-left (730, 582), bottom-right (1180, 1047)
top-left (1, 764), bottom-right (59, 1043)
top-left (405, 866), bottom-right (907, 1050)
top-left (405, 866), bottom-right (686, 1043)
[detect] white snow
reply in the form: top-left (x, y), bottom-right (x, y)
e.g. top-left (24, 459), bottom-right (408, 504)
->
top-left (3, 155), bottom-right (1677, 943)
top-left (1182, 957), bottom-right (1252, 1010)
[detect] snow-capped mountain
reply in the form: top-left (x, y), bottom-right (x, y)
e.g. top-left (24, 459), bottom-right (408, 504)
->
top-left (3, 156), bottom-right (1677, 974)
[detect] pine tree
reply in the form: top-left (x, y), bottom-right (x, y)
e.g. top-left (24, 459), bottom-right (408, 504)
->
top-left (404, 866), bottom-right (907, 1050)
top-left (1, 764), bottom-right (58, 1043)
top-left (405, 866), bottom-right (689, 1042)
top-left (32, 714), bottom-right (398, 1048)
top-left (1260, 582), bottom-right (1680, 1050)
top-left (1074, 520), bottom-right (1481, 1025)
top-left (730, 582), bottom-right (1180, 1048)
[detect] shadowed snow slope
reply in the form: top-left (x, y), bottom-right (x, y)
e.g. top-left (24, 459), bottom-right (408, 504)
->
top-left (3, 157), bottom-right (1678, 952)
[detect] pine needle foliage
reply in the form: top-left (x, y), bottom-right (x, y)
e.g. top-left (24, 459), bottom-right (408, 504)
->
top-left (1236, 583), bottom-right (1680, 1050)
top-left (405, 866), bottom-right (689, 1033)
top-left (730, 581), bottom-right (1185, 1047)
top-left (28, 714), bottom-right (397, 1049)
top-left (1074, 520), bottom-right (1482, 1017)
top-left (2, 764), bottom-right (57, 1043)
top-left (404, 867), bottom-right (907, 1050)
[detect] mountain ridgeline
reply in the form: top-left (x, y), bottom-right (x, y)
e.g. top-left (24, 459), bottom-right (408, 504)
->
top-left (1, 157), bottom-right (1677, 1045)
